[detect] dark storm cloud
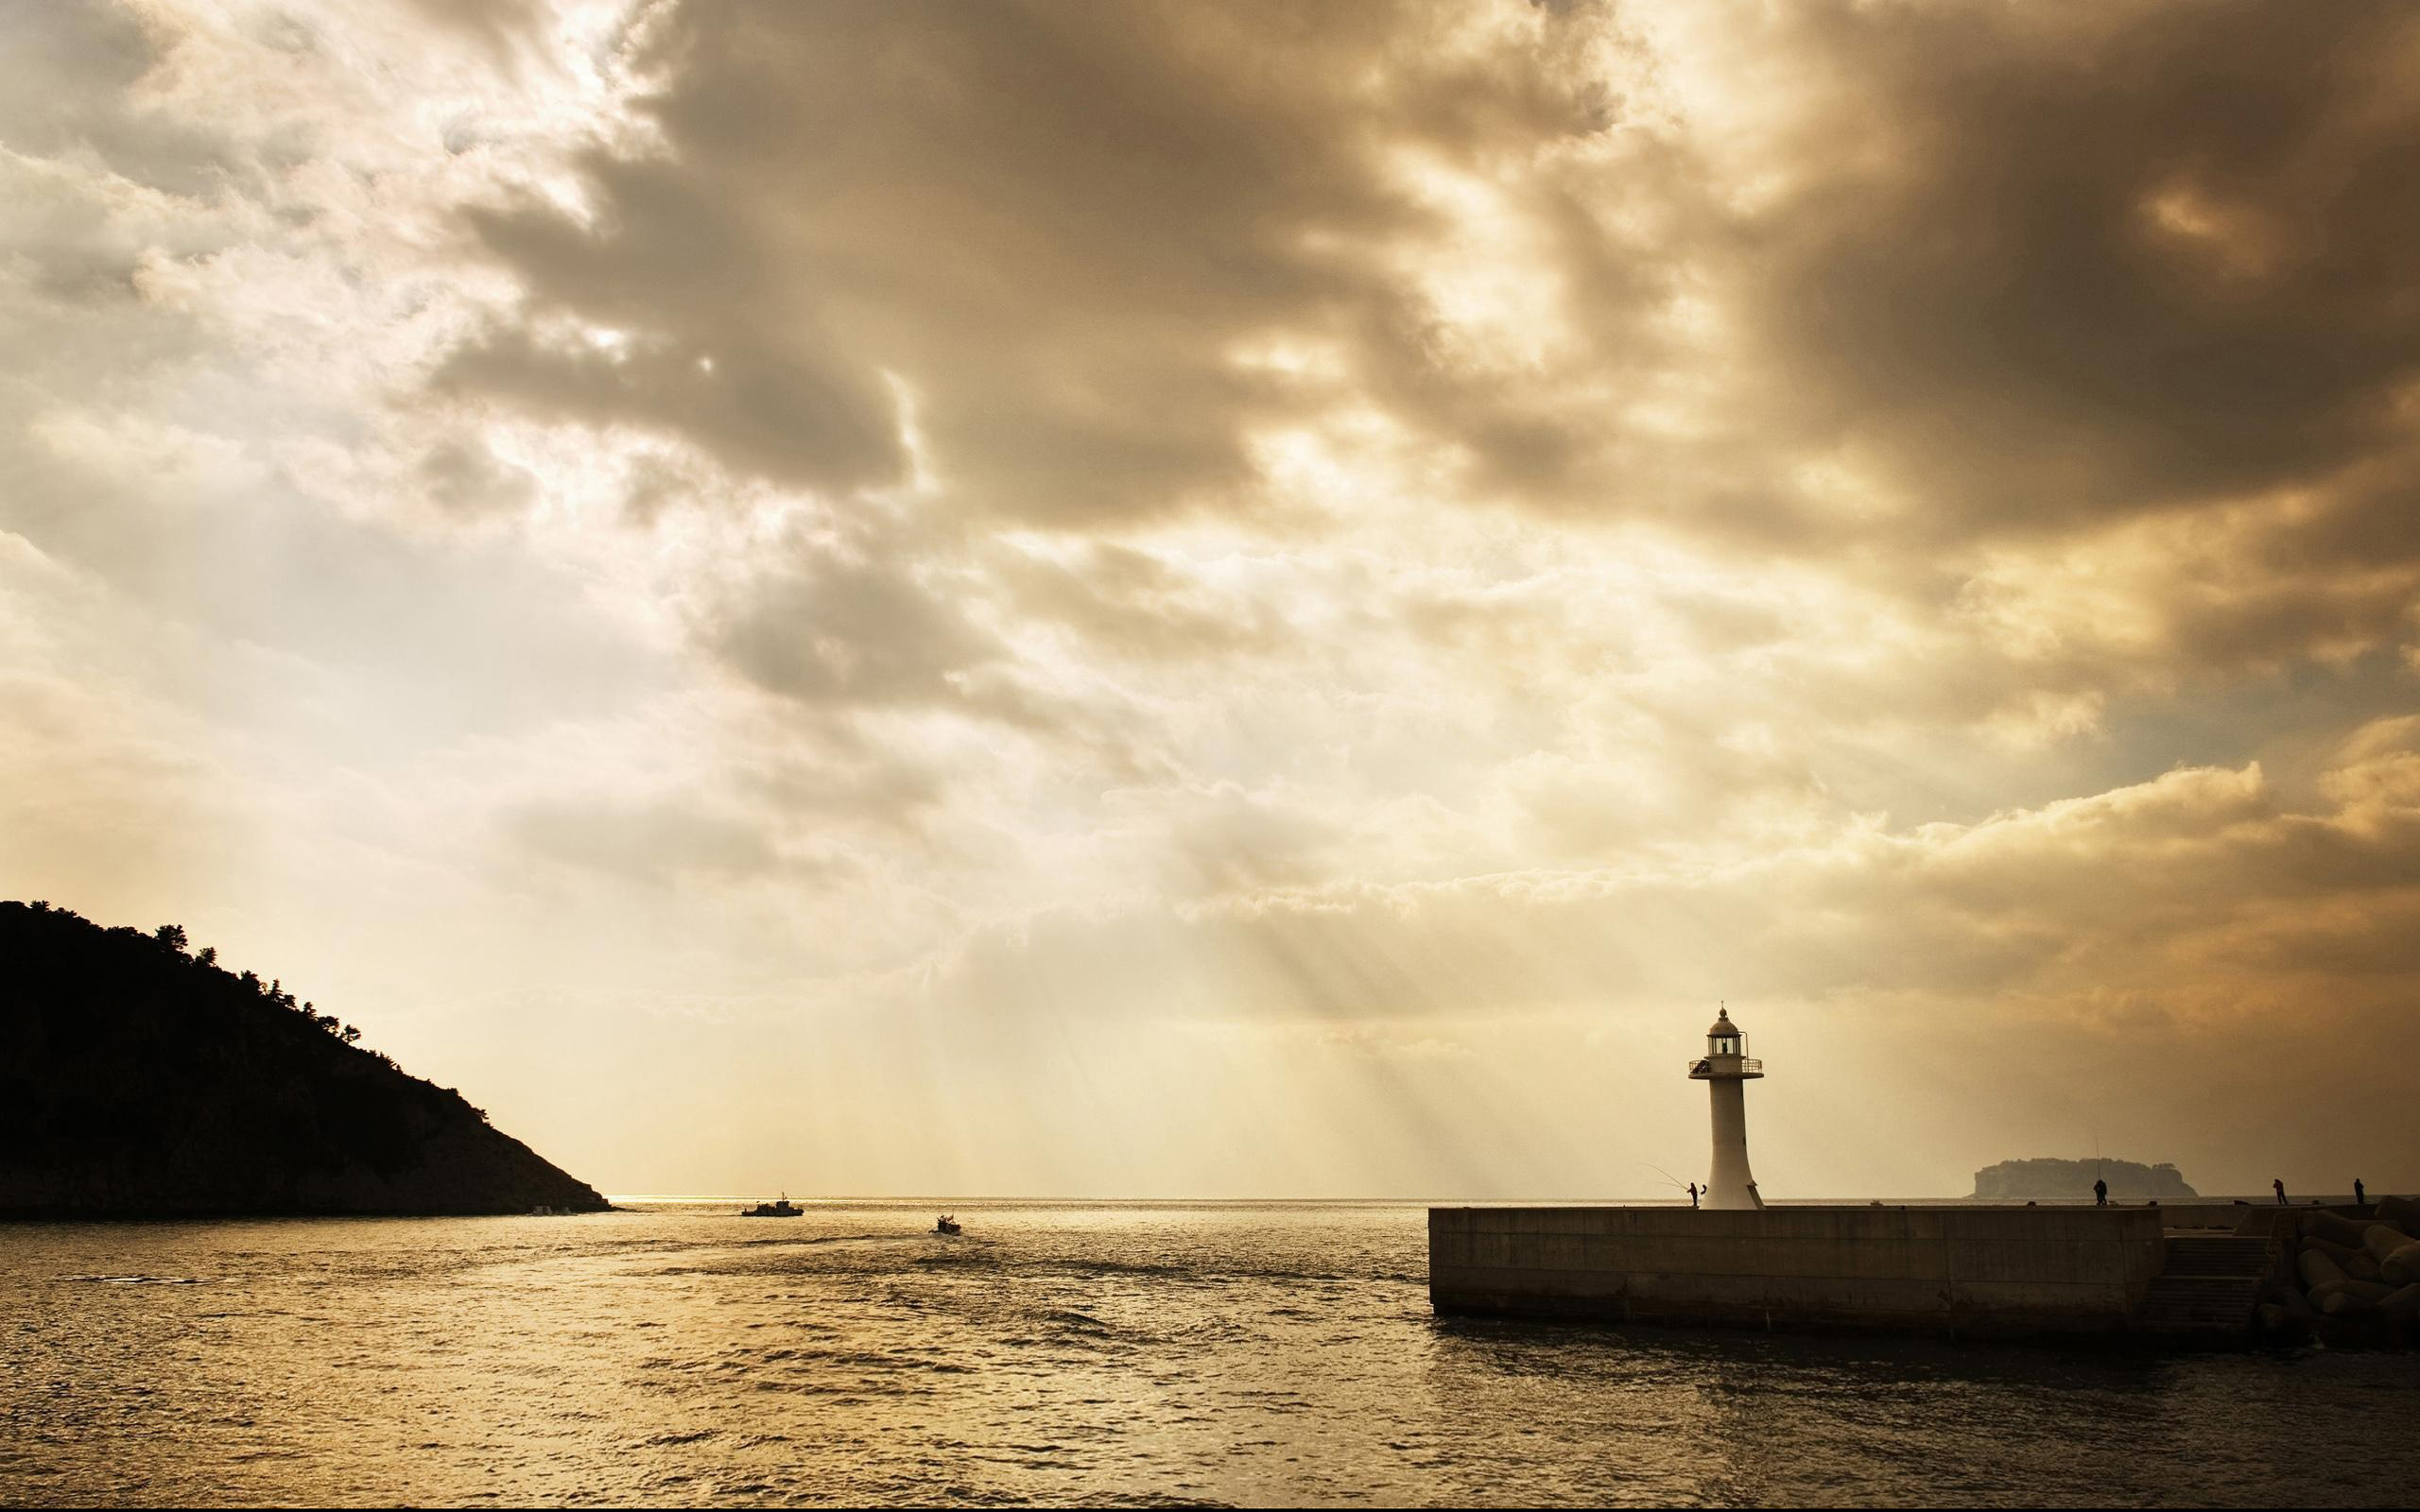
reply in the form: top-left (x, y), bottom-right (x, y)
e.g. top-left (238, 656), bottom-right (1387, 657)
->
top-left (0, 2), bottom-right (234, 200)
top-left (443, 152), bottom-right (909, 495)
top-left (453, 2), bottom-right (2420, 579)
top-left (1713, 1), bottom-right (2420, 536)
top-left (699, 543), bottom-right (999, 710)
top-left (0, 3), bottom-right (265, 312)
top-left (446, 0), bottom-right (1609, 524)
top-left (998, 544), bottom-right (1287, 663)
top-left (419, 437), bottom-right (537, 519)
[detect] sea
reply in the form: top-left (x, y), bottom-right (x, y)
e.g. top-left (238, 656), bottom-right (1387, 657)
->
top-left (5, 1200), bottom-right (2415, 1508)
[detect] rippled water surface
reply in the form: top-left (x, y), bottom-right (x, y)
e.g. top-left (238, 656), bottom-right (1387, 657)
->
top-left (5, 1201), bottom-right (2416, 1507)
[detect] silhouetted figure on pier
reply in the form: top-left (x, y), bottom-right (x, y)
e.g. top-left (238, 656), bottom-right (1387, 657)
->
top-left (2273, 1177), bottom-right (2287, 1205)
top-left (2354, 1177), bottom-right (2366, 1209)
top-left (1687, 1182), bottom-right (1700, 1209)
top-left (2093, 1177), bottom-right (2107, 1207)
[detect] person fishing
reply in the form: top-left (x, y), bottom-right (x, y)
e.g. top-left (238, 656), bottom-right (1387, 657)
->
top-left (1687, 1182), bottom-right (1700, 1209)
top-left (2273, 1177), bottom-right (2288, 1206)
top-left (2093, 1177), bottom-right (2107, 1207)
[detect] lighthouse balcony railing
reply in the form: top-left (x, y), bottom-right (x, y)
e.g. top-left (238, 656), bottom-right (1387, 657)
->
top-left (1686, 1057), bottom-right (1762, 1075)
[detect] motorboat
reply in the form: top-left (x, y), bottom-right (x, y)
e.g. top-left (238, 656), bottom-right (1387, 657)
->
top-left (741, 1194), bottom-right (804, 1218)
top-left (934, 1214), bottom-right (961, 1235)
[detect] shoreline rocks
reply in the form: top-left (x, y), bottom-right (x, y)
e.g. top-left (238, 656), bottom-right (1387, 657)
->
top-left (2263, 1206), bottom-right (2419, 1349)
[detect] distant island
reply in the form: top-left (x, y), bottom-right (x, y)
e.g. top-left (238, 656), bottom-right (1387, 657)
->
top-left (1972, 1158), bottom-right (2198, 1201)
top-left (0, 902), bottom-right (609, 1217)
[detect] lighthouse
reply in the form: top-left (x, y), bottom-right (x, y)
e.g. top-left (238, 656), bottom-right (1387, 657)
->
top-left (1686, 1006), bottom-right (1765, 1209)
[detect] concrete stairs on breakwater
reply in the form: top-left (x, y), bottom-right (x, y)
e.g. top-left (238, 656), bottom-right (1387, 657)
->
top-left (2134, 1235), bottom-right (2274, 1334)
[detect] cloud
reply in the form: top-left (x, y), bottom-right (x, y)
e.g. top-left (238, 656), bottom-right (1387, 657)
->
top-left (996, 541), bottom-right (1289, 663)
top-left (8, 0), bottom-right (2420, 1195)
top-left (0, 2), bottom-right (236, 200)
top-left (696, 538), bottom-right (999, 710)
top-left (443, 1), bottom-right (1619, 524)
top-left (419, 436), bottom-right (539, 518)
top-left (503, 794), bottom-right (790, 885)
top-left (440, 2), bottom-right (2420, 683)
top-left (1695, 2), bottom-right (2420, 534)
top-left (914, 735), bottom-right (2420, 1032)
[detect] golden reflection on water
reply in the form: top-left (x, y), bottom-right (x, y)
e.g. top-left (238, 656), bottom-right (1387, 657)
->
top-left (5, 1202), bottom-right (2416, 1507)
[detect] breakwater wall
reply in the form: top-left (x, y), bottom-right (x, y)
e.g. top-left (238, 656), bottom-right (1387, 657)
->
top-left (1429, 1205), bottom-right (2166, 1336)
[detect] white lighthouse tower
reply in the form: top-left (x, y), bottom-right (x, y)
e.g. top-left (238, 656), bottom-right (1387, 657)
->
top-left (1687, 1006), bottom-right (1765, 1209)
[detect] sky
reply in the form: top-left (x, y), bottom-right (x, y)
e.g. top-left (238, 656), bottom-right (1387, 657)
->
top-left (5, 0), bottom-right (2418, 1200)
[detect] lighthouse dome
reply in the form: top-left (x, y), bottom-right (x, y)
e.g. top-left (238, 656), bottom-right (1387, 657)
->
top-left (1706, 1008), bottom-right (1742, 1036)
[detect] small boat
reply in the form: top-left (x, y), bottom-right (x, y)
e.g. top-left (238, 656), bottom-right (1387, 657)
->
top-left (934, 1214), bottom-right (961, 1235)
top-left (741, 1194), bottom-right (804, 1218)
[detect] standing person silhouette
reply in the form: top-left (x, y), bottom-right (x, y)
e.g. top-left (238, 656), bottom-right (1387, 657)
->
top-left (2355, 1177), bottom-right (2366, 1209)
top-left (2093, 1177), bottom-right (2108, 1207)
top-left (2273, 1177), bottom-right (2288, 1206)
top-left (1686, 1182), bottom-right (1700, 1209)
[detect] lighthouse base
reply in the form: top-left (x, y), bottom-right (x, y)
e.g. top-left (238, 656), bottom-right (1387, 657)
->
top-left (1703, 1179), bottom-right (1763, 1211)
top-left (1703, 1075), bottom-right (1759, 1209)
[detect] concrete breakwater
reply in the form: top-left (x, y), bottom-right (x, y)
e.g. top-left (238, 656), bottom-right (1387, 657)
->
top-left (1430, 1205), bottom-right (2166, 1337)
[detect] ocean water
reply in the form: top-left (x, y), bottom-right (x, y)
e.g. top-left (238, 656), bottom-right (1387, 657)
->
top-left (4, 1200), bottom-right (2415, 1508)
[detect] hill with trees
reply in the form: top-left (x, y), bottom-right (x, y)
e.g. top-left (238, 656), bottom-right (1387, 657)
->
top-left (0, 901), bottom-right (608, 1216)
top-left (1972, 1157), bottom-right (2198, 1201)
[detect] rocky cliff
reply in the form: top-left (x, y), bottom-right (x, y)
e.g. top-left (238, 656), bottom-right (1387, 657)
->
top-left (1972, 1157), bottom-right (2198, 1201)
top-left (0, 902), bottom-right (609, 1217)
